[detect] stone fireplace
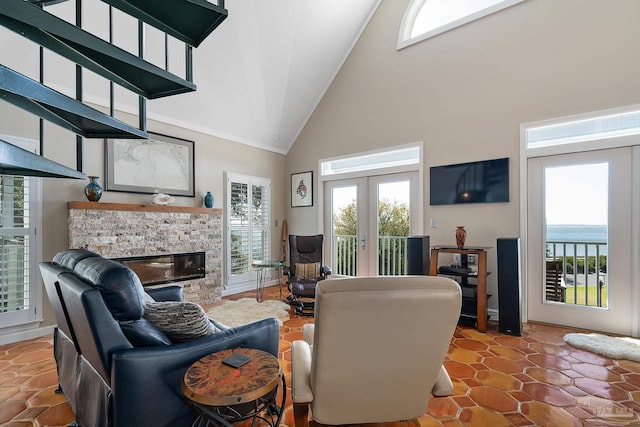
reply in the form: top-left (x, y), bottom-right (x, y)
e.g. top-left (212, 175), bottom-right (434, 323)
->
top-left (67, 201), bottom-right (222, 303)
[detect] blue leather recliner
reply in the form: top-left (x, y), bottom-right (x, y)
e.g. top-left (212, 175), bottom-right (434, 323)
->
top-left (40, 249), bottom-right (279, 427)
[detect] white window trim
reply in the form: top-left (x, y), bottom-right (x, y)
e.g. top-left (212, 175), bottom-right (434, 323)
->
top-left (224, 172), bottom-right (271, 296)
top-left (397, 0), bottom-right (527, 50)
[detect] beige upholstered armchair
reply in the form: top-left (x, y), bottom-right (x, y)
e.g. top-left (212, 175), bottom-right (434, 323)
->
top-left (291, 275), bottom-right (462, 426)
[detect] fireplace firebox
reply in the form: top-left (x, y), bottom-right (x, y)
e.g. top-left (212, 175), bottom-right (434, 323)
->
top-left (114, 252), bottom-right (205, 287)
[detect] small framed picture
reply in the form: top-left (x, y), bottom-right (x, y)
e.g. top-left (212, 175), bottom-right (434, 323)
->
top-left (291, 171), bottom-right (313, 207)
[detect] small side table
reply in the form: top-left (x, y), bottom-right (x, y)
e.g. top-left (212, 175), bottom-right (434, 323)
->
top-left (182, 348), bottom-right (285, 427)
top-left (252, 260), bottom-right (285, 301)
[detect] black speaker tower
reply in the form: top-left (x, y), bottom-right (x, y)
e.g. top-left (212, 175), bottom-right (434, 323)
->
top-left (407, 236), bottom-right (430, 275)
top-left (497, 237), bottom-right (522, 335)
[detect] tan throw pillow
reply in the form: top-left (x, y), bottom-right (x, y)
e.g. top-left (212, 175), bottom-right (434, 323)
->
top-left (295, 262), bottom-right (321, 279)
top-left (144, 301), bottom-right (218, 343)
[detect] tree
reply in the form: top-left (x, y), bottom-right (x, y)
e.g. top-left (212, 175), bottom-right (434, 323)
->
top-left (377, 200), bottom-right (409, 237)
top-left (333, 201), bottom-right (357, 236)
top-left (332, 199), bottom-right (409, 275)
top-left (333, 199), bottom-right (409, 237)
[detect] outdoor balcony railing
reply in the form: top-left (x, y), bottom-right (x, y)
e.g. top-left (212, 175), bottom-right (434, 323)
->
top-left (332, 234), bottom-right (408, 276)
top-left (332, 236), bottom-right (607, 308)
top-left (546, 240), bottom-right (607, 308)
top-left (333, 235), bottom-right (357, 276)
top-left (332, 236), bottom-right (608, 308)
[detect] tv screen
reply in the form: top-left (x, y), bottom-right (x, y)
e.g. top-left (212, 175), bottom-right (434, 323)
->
top-left (430, 158), bottom-right (509, 205)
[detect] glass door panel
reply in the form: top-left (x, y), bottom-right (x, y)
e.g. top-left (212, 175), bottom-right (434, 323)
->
top-left (527, 148), bottom-right (633, 335)
top-left (375, 180), bottom-right (411, 275)
top-left (330, 183), bottom-right (361, 276)
top-left (544, 163), bottom-right (608, 308)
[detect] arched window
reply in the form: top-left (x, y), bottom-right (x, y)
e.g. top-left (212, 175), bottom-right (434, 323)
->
top-left (397, 0), bottom-right (526, 50)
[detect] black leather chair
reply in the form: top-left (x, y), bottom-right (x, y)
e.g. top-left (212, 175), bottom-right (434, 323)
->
top-left (285, 234), bottom-right (331, 316)
top-left (40, 249), bottom-right (279, 427)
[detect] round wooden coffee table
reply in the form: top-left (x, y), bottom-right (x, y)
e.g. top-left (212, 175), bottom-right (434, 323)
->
top-left (182, 348), bottom-right (285, 427)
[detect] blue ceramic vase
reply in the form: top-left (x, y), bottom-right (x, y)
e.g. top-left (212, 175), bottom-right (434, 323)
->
top-left (204, 191), bottom-right (214, 208)
top-left (84, 176), bottom-right (103, 202)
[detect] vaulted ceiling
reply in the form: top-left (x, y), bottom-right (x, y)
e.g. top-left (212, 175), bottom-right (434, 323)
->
top-left (150, 0), bottom-right (381, 154)
top-left (0, 0), bottom-right (382, 155)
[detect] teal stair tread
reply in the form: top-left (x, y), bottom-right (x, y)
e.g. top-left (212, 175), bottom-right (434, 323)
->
top-left (0, 64), bottom-right (148, 140)
top-left (102, 0), bottom-right (228, 47)
top-left (0, 0), bottom-right (196, 99)
top-left (0, 139), bottom-right (86, 179)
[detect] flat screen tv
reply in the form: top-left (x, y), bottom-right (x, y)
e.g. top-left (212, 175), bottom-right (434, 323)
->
top-left (430, 157), bottom-right (509, 205)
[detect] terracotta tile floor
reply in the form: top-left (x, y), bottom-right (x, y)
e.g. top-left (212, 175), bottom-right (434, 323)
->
top-left (2, 285), bottom-right (640, 426)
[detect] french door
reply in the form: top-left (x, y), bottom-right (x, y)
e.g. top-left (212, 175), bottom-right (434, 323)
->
top-left (323, 172), bottom-right (419, 277)
top-left (526, 148), bottom-right (634, 335)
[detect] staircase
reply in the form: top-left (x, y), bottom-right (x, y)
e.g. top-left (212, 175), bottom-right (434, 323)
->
top-left (0, 0), bottom-right (227, 178)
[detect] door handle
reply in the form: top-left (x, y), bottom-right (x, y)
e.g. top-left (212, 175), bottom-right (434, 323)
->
top-left (360, 235), bottom-right (366, 249)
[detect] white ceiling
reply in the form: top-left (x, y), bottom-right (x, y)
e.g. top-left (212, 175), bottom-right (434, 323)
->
top-left (0, 0), bottom-right (381, 154)
top-left (149, 0), bottom-right (382, 154)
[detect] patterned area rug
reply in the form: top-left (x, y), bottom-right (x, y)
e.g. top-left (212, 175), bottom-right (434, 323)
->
top-left (206, 298), bottom-right (290, 327)
top-left (564, 332), bottom-right (640, 362)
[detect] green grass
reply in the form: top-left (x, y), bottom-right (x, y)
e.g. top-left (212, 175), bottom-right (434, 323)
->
top-left (564, 285), bottom-right (608, 308)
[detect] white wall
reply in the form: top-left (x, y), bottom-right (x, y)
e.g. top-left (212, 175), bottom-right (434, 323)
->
top-left (286, 0), bottom-right (640, 309)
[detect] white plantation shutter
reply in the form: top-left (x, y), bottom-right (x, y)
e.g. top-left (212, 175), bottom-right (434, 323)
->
top-left (0, 135), bottom-right (42, 331)
top-left (230, 180), bottom-right (249, 277)
top-left (0, 176), bottom-right (30, 313)
top-left (226, 173), bottom-right (271, 287)
top-left (251, 181), bottom-right (270, 262)
top-left (0, 171), bottom-right (40, 329)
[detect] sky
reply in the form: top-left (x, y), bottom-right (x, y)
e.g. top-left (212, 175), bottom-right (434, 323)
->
top-left (545, 162), bottom-right (608, 225)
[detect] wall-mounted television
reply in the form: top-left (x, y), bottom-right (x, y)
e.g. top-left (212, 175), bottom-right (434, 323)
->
top-left (430, 157), bottom-right (509, 205)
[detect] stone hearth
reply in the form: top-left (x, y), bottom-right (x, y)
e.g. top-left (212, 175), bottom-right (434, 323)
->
top-left (67, 201), bottom-right (222, 304)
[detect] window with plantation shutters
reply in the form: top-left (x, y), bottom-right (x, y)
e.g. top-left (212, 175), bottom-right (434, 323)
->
top-left (0, 136), bottom-right (42, 331)
top-left (0, 175), bottom-right (40, 328)
top-left (0, 176), bottom-right (30, 314)
top-left (226, 173), bottom-right (271, 289)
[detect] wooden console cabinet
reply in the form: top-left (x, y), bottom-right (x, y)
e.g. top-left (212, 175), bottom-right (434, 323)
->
top-left (429, 246), bottom-right (489, 332)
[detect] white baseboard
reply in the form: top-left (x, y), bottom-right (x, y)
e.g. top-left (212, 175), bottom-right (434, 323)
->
top-left (222, 279), bottom-right (281, 298)
top-left (0, 325), bottom-right (56, 346)
top-left (488, 308), bottom-right (499, 321)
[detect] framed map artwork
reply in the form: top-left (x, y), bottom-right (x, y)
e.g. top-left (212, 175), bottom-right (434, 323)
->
top-left (291, 171), bottom-right (313, 207)
top-left (105, 132), bottom-right (195, 197)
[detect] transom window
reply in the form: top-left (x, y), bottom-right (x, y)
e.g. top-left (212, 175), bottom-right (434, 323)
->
top-left (398, 0), bottom-right (526, 50)
top-left (524, 107), bottom-right (640, 151)
top-left (320, 145), bottom-right (420, 178)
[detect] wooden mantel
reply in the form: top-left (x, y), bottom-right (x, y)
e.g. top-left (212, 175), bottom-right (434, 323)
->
top-left (67, 201), bottom-right (222, 214)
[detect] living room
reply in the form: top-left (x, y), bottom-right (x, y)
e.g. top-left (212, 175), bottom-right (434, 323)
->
top-left (0, 0), bottom-right (639, 425)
